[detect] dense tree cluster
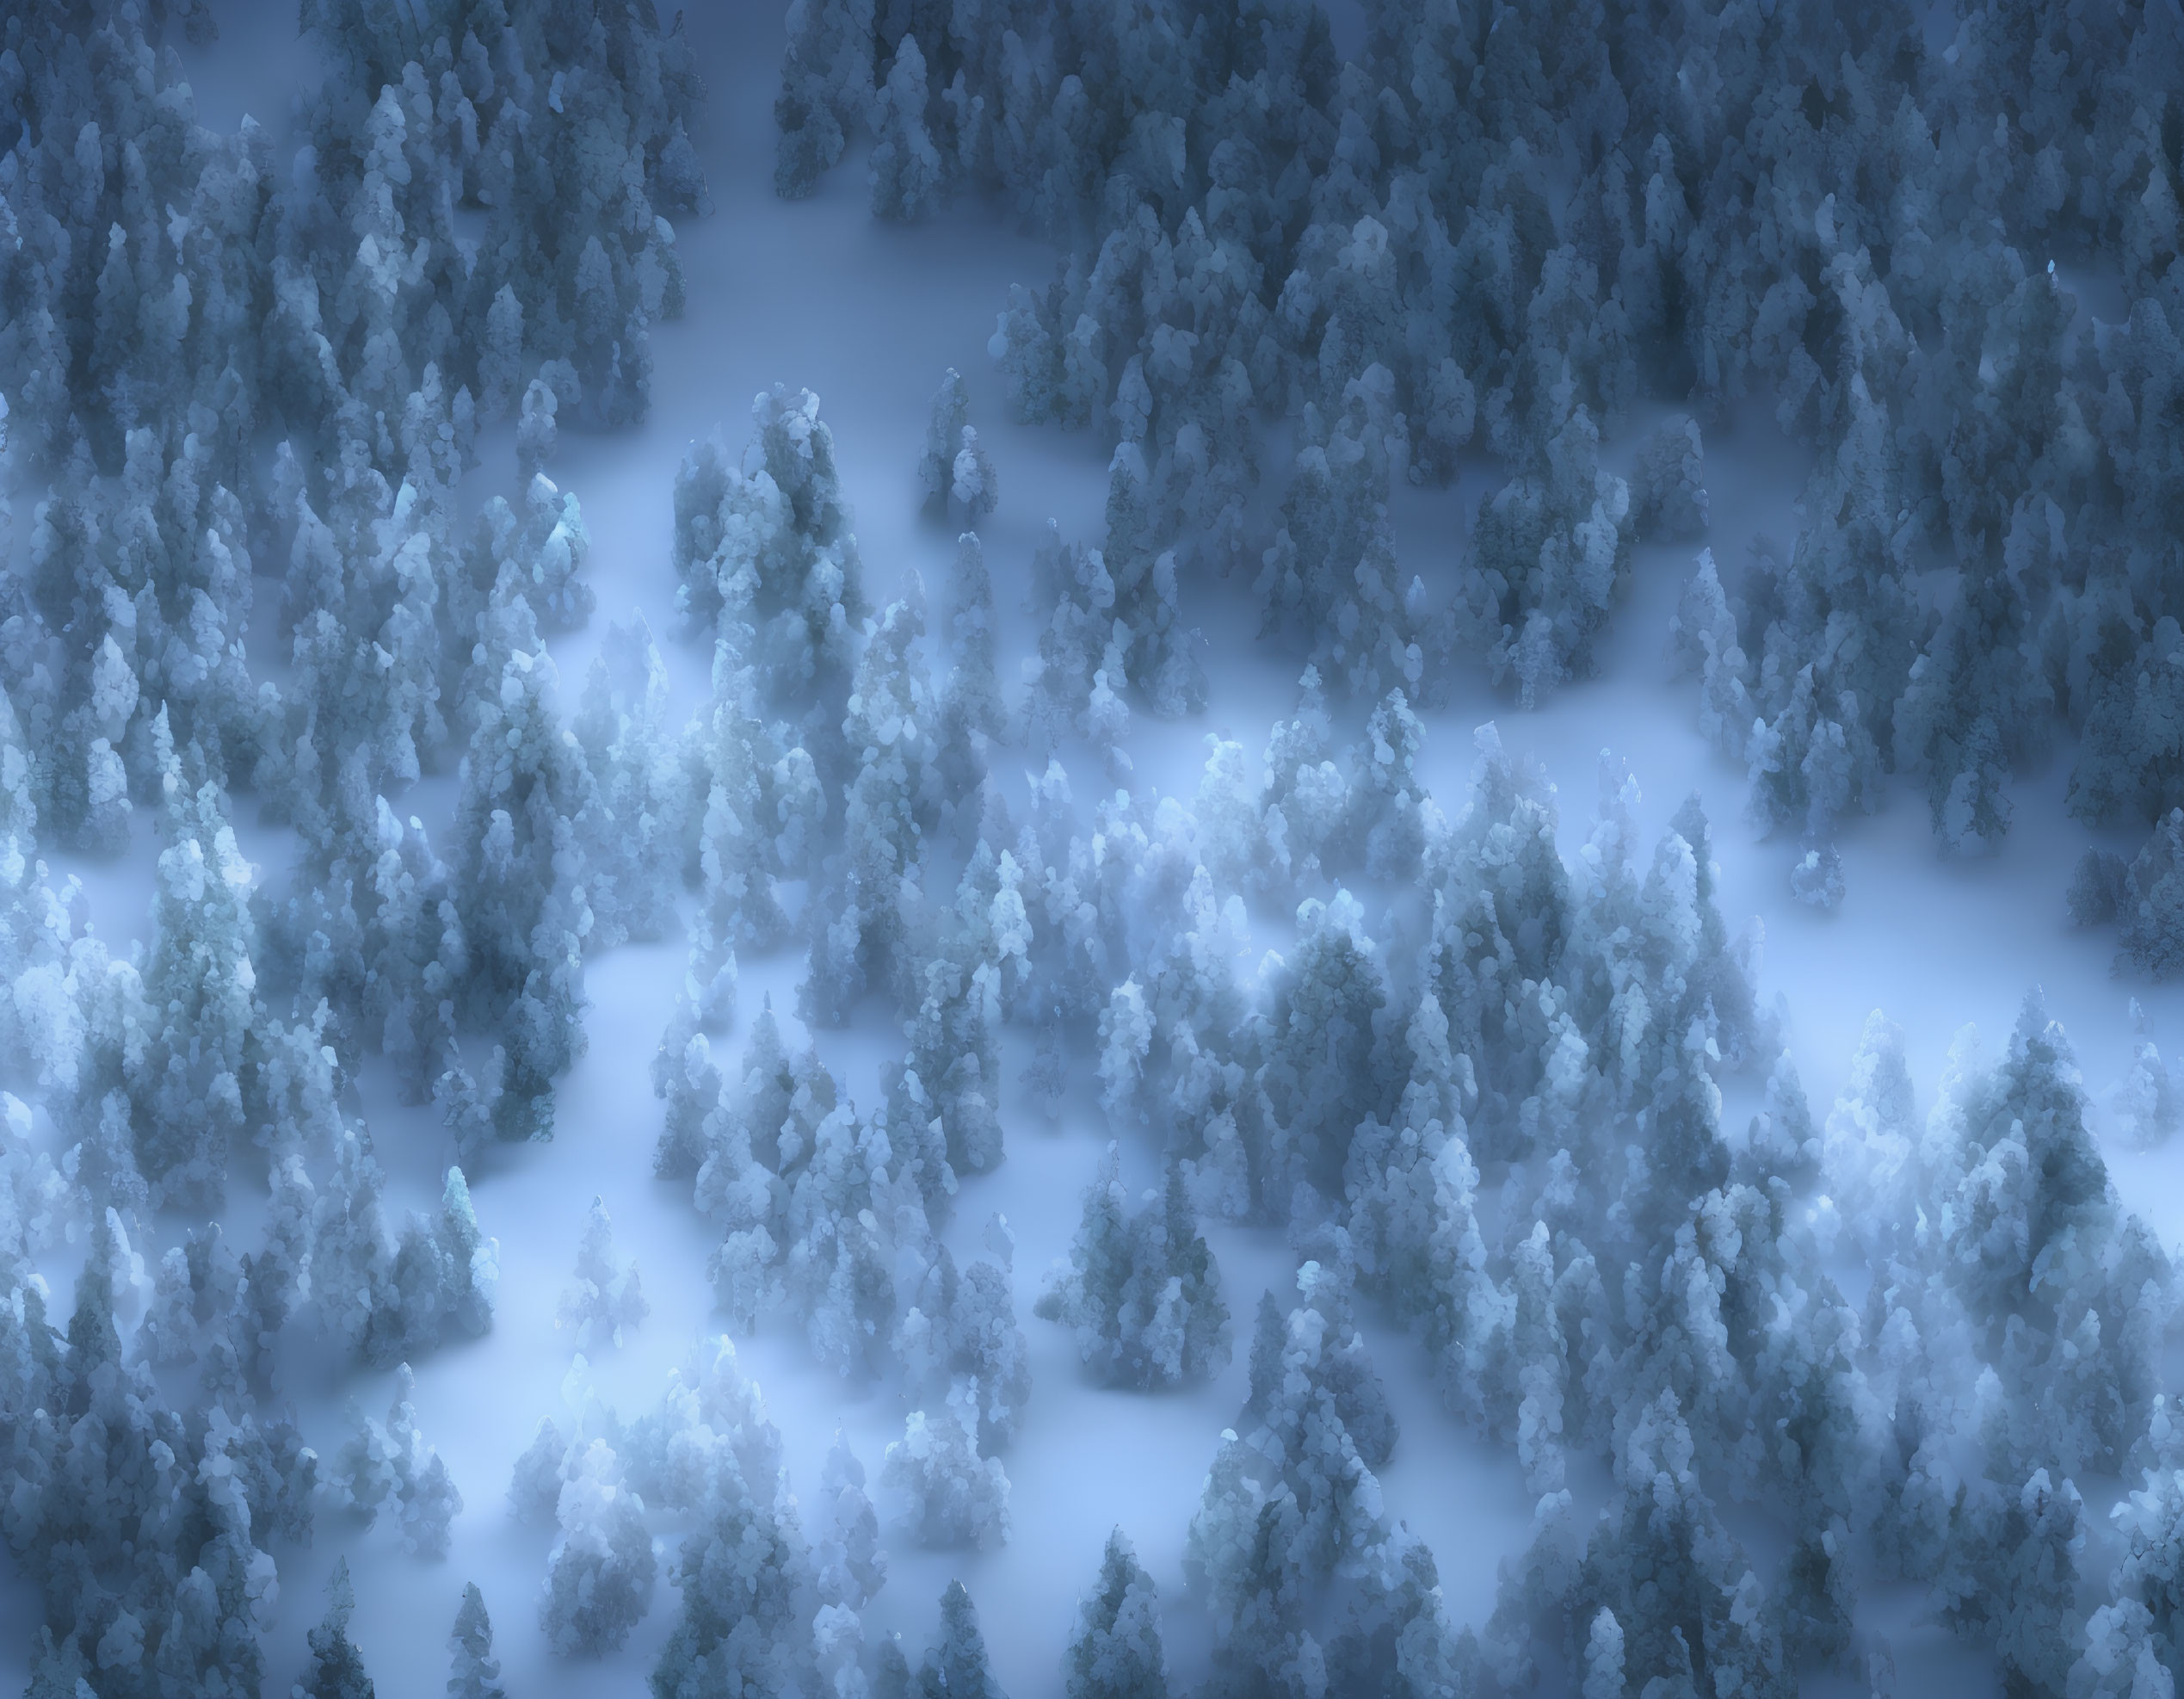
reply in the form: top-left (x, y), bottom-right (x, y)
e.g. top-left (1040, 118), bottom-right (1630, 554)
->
top-left (626, 468), bottom-right (2184, 1691)
top-left (1036, 1146), bottom-right (1231, 1389)
top-left (756, 32), bottom-right (2184, 1665)
top-left (0, 0), bottom-right (709, 1686)
top-left (774, 0), bottom-right (2184, 907)
top-left (0, 1216), bottom-right (317, 1693)
top-left (0, 0), bottom-right (709, 1153)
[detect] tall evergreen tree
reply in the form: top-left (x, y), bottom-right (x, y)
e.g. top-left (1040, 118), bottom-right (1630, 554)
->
top-left (298, 1560), bottom-right (376, 1699)
top-left (920, 1580), bottom-right (1008, 1699)
top-left (1065, 1530), bottom-right (1168, 1699)
top-left (448, 1583), bottom-right (507, 1699)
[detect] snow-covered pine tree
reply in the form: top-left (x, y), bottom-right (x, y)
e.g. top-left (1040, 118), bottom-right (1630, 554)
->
top-left (884, 1381), bottom-right (1010, 1551)
top-left (446, 602), bottom-right (593, 1141)
top-left (540, 1438), bottom-right (657, 1656)
top-left (1065, 1529), bottom-right (1169, 1699)
top-left (651, 1430), bottom-right (815, 1699)
top-left (922, 370), bottom-right (972, 510)
top-left (297, 1561), bottom-right (376, 1699)
top-left (871, 35), bottom-right (943, 221)
top-left (920, 1579), bottom-right (1009, 1699)
top-left (449, 1583), bottom-right (508, 1699)
top-left (557, 1196), bottom-right (649, 1353)
top-left (1036, 1147), bottom-right (1230, 1389)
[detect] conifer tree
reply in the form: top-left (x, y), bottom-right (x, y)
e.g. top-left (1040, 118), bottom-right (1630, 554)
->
top-left (448, 1583), bottom-right (508, 1699)
top-left (557, 1196), bottom-right (650, 1353)
top-left (922, 370), bottom-right (972, 510)
top-left (921, 1580), bottom-right (1008, 1699)
top-left (872, 36), bottom-right (944, 222)
top-left (1065, 1530), bottom-right (1168, 1699)
top-left (298, 1560), bottom-right (376, 1699)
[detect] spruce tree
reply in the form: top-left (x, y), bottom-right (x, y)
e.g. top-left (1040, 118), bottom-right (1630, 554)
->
top-left (1064, 1530), bottom-right (1168, 1699)
top-left (448, 1583), bottom-right (507, 1699)
top-left (920, 1580), bottom-right (1007, 1699)
top-left (299, 1560), bottom-right (376, 1699)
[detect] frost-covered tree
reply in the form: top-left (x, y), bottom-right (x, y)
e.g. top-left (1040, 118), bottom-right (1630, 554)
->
top-left (814, 1431), bottom-right (888, 1611)
top-left (446, 602), bottom-right (593, 1142)
top-left (1187, 1262), bottom-right (1404, 1690)
top-left (575, 615), bottom-right (685, 948)
top-left (805, 580), bottom-right (938, 1022)
top-left (1894, 536), bottom-right (2050, 852)
top-left (1727, 446), bottom-right (1907, 858)
top-left (683, 645), bottom-right (803, 958)
top-left (921, 370), bottom-right (971, 510)
top-left (511, 1417), bottom-right (574, 1530)
top-left (1347, 689), bottom-right (1429, 884)
top-left (651, 1430), bottom-right (815, 1699)
top-left (1742, 1052), bottom-right (1822, 1195)
top-left (558, 1196), bottom-right (650, 1352)
top-left (950, 427), bottom-right (999, 526)
top-left (330, 1363), bottom-right (463, 1557)
top-left (674, 387), bottom-right (867, 776)
top-left (871, 35), bottom-right (943, 221)
top-left (135, 739), bottom-right (260, 1210)
top-left (317, 1146), bottom-right (495, 1368)
top-left (1630, 416), bottom-right (1708, 541)
top-left (298, 1561), bottom-right (376, 1699)
top-left (438, 1165), bottom-right (498, 1342)
top-left (1934, 995), bottom-right (2168, 1476)
top-left (782, 1101), bottom-right (933, 1378)
top-left (938, 533), bottom-right (1008, 821)
top-left (774, 0), bottom-right (875, 196)
top-left (0, 1095), bottom-right (65, 1288)
top-left (920, 1580), bottom-right (1008, 1699)
top-left (2114, 1002), bottom-right (2183, 1149)
top-left (1554, 1392), bottom-right (1784, 1699)
top-left (517, 378), bottom-right (558, 483)
top-left (1823, 1010), bottom-right (1918, 1229)
top-left (886, 867), bottom-right (1005, 1182)
top-left (1036, 1148), bottom-right (1231, 1389)
top-left (542, 1438), bottom-right (657, 1656)
top-left (1258, 891), bottom-right (1396, 1201)
top-left (1934, 1467), bottom-right (2087, 1698)
top-left (1582, 1607), bottom-right (1624, 1699)
top-left (2072, 849), bottom-right (2133, 930)
top-left (1454, 377), bottom-right (1632, 707)
top-left (884, 1381), bottom-right (1010, 1551)
top-left (2119, 812), bottom-right (2184, 981)
top-left (2070, 1600), bottom-right (2175, 1699)
top-left (1065, 1529), bottom-right (1169, 1699)
top-left (897, 1214), bottom-right (1031, 1450)
top-left (400, 1437), bottom-right (465, 1561)
top-left (449, 1583), bottom-right (508, 1699)
top-left (1790, 843), bottom-right (1847, 910)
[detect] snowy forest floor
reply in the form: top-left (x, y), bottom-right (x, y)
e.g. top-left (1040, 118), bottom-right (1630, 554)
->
top-left (3, 3), bottom-right (2177, 1696)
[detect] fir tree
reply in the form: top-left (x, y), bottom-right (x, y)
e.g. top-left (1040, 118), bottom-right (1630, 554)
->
top-left (1065, 1529), bottom-right (1168, 1699)
top-left (448, 1583), bottom-right (507, 1699)
top-left (298, 1560), bottom-right (376, 1699)
top-left (920, 1580), bottom-right (1008, 1699)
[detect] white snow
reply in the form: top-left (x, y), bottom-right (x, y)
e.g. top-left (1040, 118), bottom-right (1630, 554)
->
top-left (1, 4), bottom-right (2174, 1697)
